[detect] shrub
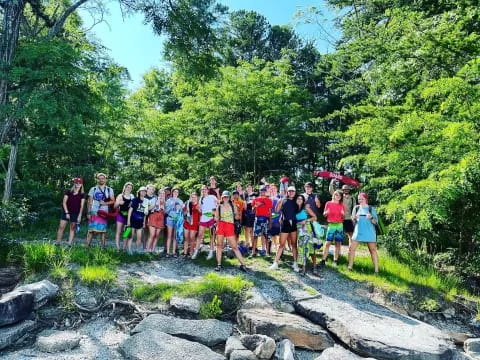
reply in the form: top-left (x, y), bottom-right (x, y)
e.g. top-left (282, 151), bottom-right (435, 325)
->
top-left (22, 242), bottom-right (70, 275)
top-left (199, 295), bottom-right (223, 319)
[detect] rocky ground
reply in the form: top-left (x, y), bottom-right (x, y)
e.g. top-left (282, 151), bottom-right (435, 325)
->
top-left (1, 243), bottom-right (479, 359)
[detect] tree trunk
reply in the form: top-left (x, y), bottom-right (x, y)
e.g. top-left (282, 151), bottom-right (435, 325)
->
top-left (3, 134), bottom-right (19, 202)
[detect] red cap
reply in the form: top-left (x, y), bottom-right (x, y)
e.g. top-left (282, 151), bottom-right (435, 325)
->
top-left (280, 176), bottom-right (289, 183)
top-left (73, 178), bottom-right (83, 184)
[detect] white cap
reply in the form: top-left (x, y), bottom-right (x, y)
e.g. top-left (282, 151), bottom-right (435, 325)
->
top-left (287, 186), bottom-right (296, 192)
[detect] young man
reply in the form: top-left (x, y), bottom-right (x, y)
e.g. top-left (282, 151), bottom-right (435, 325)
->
top-left (251, 186), bottom-right (273, 256)
top-left (329, 179), bottom-right (356, 247)
top-left (86, 173), bottom-right (114, 249)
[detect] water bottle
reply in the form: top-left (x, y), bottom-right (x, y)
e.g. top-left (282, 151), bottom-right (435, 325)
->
top-left (122, 226), bottom-right (132, 238)
top-left (75, 223), bottom-right (80, 233)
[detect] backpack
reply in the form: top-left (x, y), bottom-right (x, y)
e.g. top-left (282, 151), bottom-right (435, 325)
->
top-left (94, 186), bottom-right (113, 201)
top-left (354, 205), bottom-right (385, 236)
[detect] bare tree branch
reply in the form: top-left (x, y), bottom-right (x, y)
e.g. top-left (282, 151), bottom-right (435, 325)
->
top-left (46, 0), bottom-right (90, 39)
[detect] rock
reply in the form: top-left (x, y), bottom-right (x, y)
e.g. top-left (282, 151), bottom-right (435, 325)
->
top-left (411, 311), bottom-right (425, 321)
top-left (447, 330), bottom-right (472, 346)
top-left (240, 334), bottom-right (276, 360)
top-left (464, 338), bottom-right (480, 358)
top-left (295, 296), bottom-right (455, 359)
top-left (169, 296), bottom-right (201, 314)
top-left (242, 288), bottom-right (273, 310)
top-left (237, 308), bottom-right (334, 350)
top-left (15, 280), bottom-right (59, 309)
top-left (276, 302), bottom-right (295, 313)
top-left (443, 307), bottom-right (456, 319)
top-left (0, 320), bottom-right (36, 350)
top-left (275, 339), bottom-right (296, 360)
top-left (73, 285), bottom-right (98, 309)
top-left (36, 330), bottom-right (81, 353)
top-left (39, 306), bottom-right (64, 321)
top-left (226, 336), bottom-right (247, 357)
top-left (119, 329), bottom-right (225, 360)
top-left (0, 290), bottom-right (34, 327)
top-left (230, 349), bottom-right (257, 360)
top-left (132, 313), bottom-right (232, 347)
top-left (315, 344), bottom-right (376, 359)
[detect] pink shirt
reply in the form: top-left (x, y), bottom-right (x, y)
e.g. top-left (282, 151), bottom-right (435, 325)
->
top-left (324, 201), bottom-right (345, 223)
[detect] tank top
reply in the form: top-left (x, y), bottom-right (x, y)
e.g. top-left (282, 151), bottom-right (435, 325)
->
top-left (296, 209), bottom-right (308, 222)
top-left (119, 194), bottom-right (133, 212)
top-left (219, 204), bottom-right (234, 224)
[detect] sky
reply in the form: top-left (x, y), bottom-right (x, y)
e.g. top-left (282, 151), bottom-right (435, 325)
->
top-left (79, 1), bottom-right (339, 90)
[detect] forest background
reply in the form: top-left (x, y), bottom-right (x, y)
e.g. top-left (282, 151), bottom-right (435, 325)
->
top-left (0, 0), bottom-right (479, 291)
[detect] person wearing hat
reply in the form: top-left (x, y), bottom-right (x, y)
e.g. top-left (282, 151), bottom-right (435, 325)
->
top-left (251, 186), bottom-right (273, 257)
top-left (329, 180), bottom-right (357, 247)
top-left (86, 173), bottom-right (115, 249)
top-left (56, 177), bottom-right (85, 247)
top-left (270, 185), bottom-right (299, 271)
top-left (214, 191), bottom-right (248, 272)
top-left (126, 186), bottom-right (148, 254)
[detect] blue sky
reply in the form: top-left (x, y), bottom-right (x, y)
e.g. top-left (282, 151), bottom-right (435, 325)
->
top-left (79, 1), bottom-right (339, 90)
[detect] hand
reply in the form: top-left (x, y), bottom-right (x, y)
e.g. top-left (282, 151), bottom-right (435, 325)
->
top-left (77, 216), bottom-right (81, 223)
top-left (65, 213), bottom-right (70, 219)
top-left (367, 213), bottom-right (372, 219)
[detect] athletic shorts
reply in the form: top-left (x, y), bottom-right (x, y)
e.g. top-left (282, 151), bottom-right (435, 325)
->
top-left (280, 219), bottom-right (297, 234)
top-left (166, 216), bottom-right (176, 228)
top-left (199, 218), bottom-right (215, 228)
top-left (343, 219), bottom-right (354, 233)
top-left (268, 223), bottom-right (280, 237)
top-left (131, 218), bottom-right (144, 230)
top-left (216, 221), bottom-right (235, 237)
top-left (254, 216), bottom-right (269, 237)
top-left (326, 222), bottom-right (344, 243)
top-left (243, 212), bottom-right (255, 228)
top-left (61, 212), bottom-right (79, 223)
top-left (116, 213), bottom-right (127, 224)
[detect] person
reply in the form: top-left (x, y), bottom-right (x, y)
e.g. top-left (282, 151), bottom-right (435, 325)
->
top-left (232, 190), bottom-right (245, 244)
top-left (208, 176), bottom-right (221, 200)
top-left (161, 187), bottom-right (171, 254)
top-left (214, 191), bottom-right (248, 272)
top-left (56, 178), bottom-right (85, 247)
top-left (127, 186), bottom-right (148, 254)
top-left (146, 186), bottom-right (165, 253)
top-left (268, 184), bottom-right (282, 254)
top-left (235, 183), bottom-right (246, 200)
top-left (320, 190), bottom-right (345, 267)
top-left (330, 180), bottom-right (356, 248)
top-left (86, 173), bottom-right (115, 249)
top-left (295, 194), bottom-right (318, 276)
top-left (114, 182), bottom-right (134, 251)
top-left (165, 188), bottom-right (184, 257)
top-left (183, 192), bottom-right (200, 257)
top-left (349, 193), bottom-right (379, 274)
top-left (243, 184), bottom-right (256, 251)
top-left (251, 186), bottom-right (272, 256)
top-left (303, 181), bottom-right (322, 266)
top-left (270, 186), bottom-right (299, 271)
top-left (192, 186), bottom-right (217, 259)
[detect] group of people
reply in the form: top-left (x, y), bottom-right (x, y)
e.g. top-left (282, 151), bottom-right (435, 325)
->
top-left (56, 173), bottom-right (380, 275)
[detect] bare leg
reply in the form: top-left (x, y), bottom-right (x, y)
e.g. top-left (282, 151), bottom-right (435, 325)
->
top-left (322, 242), bottom-right (332, 261)
top-left (56, 220), bottom-right (67, 244)
top-left (135, 229), bottom-right (142, 251)
top-left (166, 226), bottom-right (174, 254)
top-left (216, 235), bottom-right (224, 265)
top-left (115, 221), bottom-right (124, 250)
top-left (244, 227), bottom-right (253, 248)
top-left (172, 228), bottom-right (177, 254)
top-left (194, 226), bottom-right (206, 251)
top-left (334, 242), bottom-right (341, 261)
top-left (209, 226), bottom-right (216, 249)
top-left (348, 240), bottom-right (359, 269)
top-left (86, 232), bottom-right (93, 248)
top-left (67, 223), bottom-right (76, 245)
top-left (289, 232), bottom-right (298, 262)
top-left (228, 237), bottom-right (246, 266)
top-left (146, 226), bottom-right (156, 251)
top-left (367, 242), bottom-right (379, 273)
top-left (152, 228), bottom-right (161, 251)
top-left (252, 236), bottom-right (258, 255)
top-left (274, 233), bottom-right (288, 263)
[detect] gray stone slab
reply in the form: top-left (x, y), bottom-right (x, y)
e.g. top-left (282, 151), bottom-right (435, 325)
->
top-left (0, 320), bottom-right (36, 350)
top-left (0, 290), bottom-right (34, 327)
top-left (16, 280), bottom-right (59, 309)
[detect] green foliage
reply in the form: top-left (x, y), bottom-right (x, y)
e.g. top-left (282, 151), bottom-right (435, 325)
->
top-left (78, 265), bottom-right (116, 286)
top-left (418, 298), bottom-right (441, 313)
top-left (22, 243), bottom-right (67, 275)
top-left (199, 295), bottom-right (223, 319)
top-left (132, 282), bottom-right (177, 302)
top-left (0, 199), bottom-right (36, 233)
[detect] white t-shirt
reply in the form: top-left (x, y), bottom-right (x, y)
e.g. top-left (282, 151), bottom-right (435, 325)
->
top-left (200, 195), bottom-right (217, 222)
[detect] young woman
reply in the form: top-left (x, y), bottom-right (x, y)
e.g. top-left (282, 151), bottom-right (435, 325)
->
top-left (295, 194), bottom-right (318, 276)
top-left (183, 192), bottom-right (200, 257)
top-left (191, 186), bottom-right (217, 260)
top-left (320, 190), bottom-right (345, 267)
top-left (349, 193), bottom-right (379, 274)
top-left (214, 191), bottom-right (248, 272)
top-left (270, 186), bottom-right (298, 271)
top-left (114, 182), bottom-right (134, 251)
top-left (165, 188), bottom-right (184, 257)
top-left (127, 186), bottom-right (148, 254)
top-left (232, 190), bottom-right (245, 244)
top-left (56, 178), bottom-right (85, 247)
top-left (268, 184), bottom-right (282, 254)
top-left (146, 187), bottom-right (165, 253)
top-left (243, 184), bottom-right (256, 251)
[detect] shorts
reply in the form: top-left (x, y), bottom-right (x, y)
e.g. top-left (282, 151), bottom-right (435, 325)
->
top-left (243, 211), bottom-right (255, 228)
top-left (131, 218), bottom-right (144, 230)
top-left (116, 213), bottom-right (127, 224)
top-left (234, 220), bottom-right (242, 236)
top-left (199, 218), bottom-right (215, 228)
top-left (184, 221), bottom-right (199, 231)
top-left (326, 222), bottom-right (344, 243)
top-left (254, 216), bottom-right (269, 237)
top-left (343, 219), bottom-right (354, 233)
top-left (166, 216), bottom-right (177, 228)
top-left (280, 219), bottom-right (297, 234)
top-left (61, 212), bottom-right (79, 223)
top-left (268, 223), bottom-right (280, 237)
top-left (148, 211), bottom-right (165, 228)
top-left (216, 221), bottom-right (235, 237)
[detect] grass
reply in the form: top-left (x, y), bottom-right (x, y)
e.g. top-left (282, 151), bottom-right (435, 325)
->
top-left (78, 265), bottom-right (116, 286)
top-left (132, 273), bottom-right (253, 317)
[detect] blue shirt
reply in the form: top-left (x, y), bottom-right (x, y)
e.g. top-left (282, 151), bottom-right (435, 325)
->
top-left (352, 205), bottom-right (378, 242)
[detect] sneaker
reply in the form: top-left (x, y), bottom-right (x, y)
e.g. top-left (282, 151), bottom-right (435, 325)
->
top-left (333, 261), bottom-right (338, 267)
top-left (269, 262), bottom-right (279, 270)
top-left (319, 260), bottom-right (326, 267)
top-left (239, 265), bottom-right (248, 273)
top-left (191, 249), bottom-right (199, 260)
top-left (293, 262), bottom-right (299, 272)
top-left (215, 264), bottom-right (222, 272)
top-left (207, 250), bottom-right (214, 260)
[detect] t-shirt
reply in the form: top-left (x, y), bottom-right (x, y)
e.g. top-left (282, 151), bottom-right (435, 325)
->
top-left (324, 201), bottom-right (345, 223)
top-left (130, 197), bottom-right (146, 221)
top-left (252, 197), bottom-right (272, 218)
top-left (245, 193), bottom-right (257, 213)
top-left (342, 195), bottom-right (356, 220)
top-left (270, 195), bottom-right (282, 224)
top-left (166, 197), bottom-right (184, 218)
top-left (281, 198), bottom-right (297, 221)
top-left (145, 195), bottom-right (158, 213)
top-left (303, 193), bottom-right (320, 218)
top-left (233, 199), bottom-right (244, 215)
top-left (64, 190), bottom-right (85, 214)
top-left (200, 195), bottom-right (217, 222)
top-left (88, 186), bottom-right (114, 213)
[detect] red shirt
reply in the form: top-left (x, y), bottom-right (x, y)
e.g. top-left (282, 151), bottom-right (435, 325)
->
top-left (324, 201), bottom-right (345, 223)
top-left (252, 197), bottom-right (272, 217)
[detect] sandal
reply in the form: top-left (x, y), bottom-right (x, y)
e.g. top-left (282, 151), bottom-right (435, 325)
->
top-left (173, 253), bottom-right (178, 258)
top-left (165, 253), bottom-right (171, 258)
top-left (215, 264), bottom-right (222, 272)
top-left (312, 266), bottom-right (318, 276)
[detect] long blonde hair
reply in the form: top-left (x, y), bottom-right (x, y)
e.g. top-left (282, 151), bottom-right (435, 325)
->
top-left (70, 183), bottom-right (84, 194)
top-left (122, 182), bottom-right (133, 195)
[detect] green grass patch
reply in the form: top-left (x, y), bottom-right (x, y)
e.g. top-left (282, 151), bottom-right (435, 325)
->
top-left (132, 273), bottom-right (253, 317)
top-left (78, 265), bottom-right (116, 286)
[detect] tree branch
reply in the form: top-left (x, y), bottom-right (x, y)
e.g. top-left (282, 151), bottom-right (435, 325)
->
top-left (46, 0), bottom-right (90, 39)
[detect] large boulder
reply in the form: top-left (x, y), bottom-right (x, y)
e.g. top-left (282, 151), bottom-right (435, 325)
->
top-left (240, 334), bottom-right (276, 360)
top-left (15, 280), bottom-right (59, 309)
top-left (36, 330), bottom-right (81, 353)
top-left (315, 345), bottom-right (376, 359)
top-left (295, 296), bottom-right (455, 359)
top-left (464, 338), bottom-right (480, 359)
top-left (237, 308), bottom-right (334, 351)
top-left (169, 296), bottom-right (201, 314)
top-left (0, 290), bottom-right (34, 327)
top-left (0, 320), bottom-right (36, 350)
top-left (132, 313), bottom-right (232, 347)
top-left (274, 339), bottom-right (296, 360)
top-left (119, 329), bottom-right (225, 360)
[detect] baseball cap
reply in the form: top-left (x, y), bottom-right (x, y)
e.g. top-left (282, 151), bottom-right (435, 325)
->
top-left (287, 186), bottom-right (296, 192)
top-left (73, 177), bottom-right (83, 184)
top-left (259, 186), bottom-right (267, 192)
top-left (232, 190), bottom-right (239, 195)
top-left (341, 185), bottom-right (351, 190)
top-left (138, 186), bottom-right (147, 192)
top-left (222, 190), bottom-right (231, 197)
top-left (304, 182), bottom-right (314, 188)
